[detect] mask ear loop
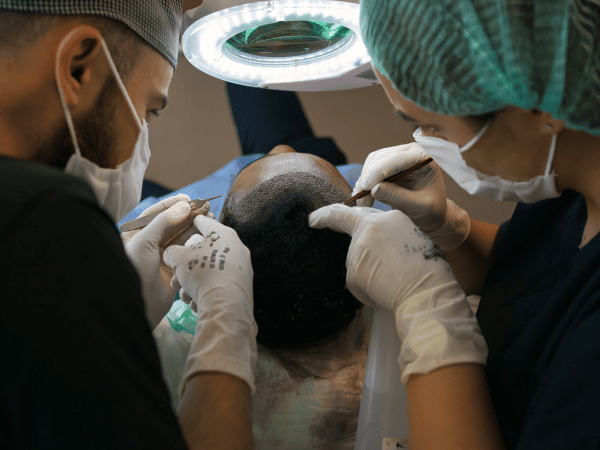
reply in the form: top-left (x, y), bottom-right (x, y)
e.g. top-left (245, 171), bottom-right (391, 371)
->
top-left (459, 120), bottom-right (492, 153)
top-left (545, 134), bottom-right (558, 175)
top-left (55, 28), bottom-right (84, 157)
top-left (99, 39), bottom-right (143, 131)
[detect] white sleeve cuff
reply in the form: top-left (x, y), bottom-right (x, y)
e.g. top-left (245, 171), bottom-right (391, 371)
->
top-left (395, 282), bottom-right (488, 385)
top-left (180, 288), bottom-right (259, 395)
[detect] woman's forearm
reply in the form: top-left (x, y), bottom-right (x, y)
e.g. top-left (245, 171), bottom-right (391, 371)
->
top-left (406, 363), bottom-right (505, 450)
top-left (445, 219), bottom-right (500, 295)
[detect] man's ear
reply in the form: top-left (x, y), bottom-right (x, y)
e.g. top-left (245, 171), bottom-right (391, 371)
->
top-left (55, 26), bottom-right (109, 108)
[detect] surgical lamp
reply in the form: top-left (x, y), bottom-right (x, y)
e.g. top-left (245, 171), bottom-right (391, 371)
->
top-left (181, 0), bottom-right (379, 91)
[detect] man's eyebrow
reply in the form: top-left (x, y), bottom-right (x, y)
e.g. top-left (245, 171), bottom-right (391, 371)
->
top-left (152, 93), bottom-right (168, 111)
top-left (394, 109), bottom-right (417, 123)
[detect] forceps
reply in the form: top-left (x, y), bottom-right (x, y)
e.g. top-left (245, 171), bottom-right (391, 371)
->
top-left (119, 195), bottom-right (223, 232)
top-left (343, 158), bottom-right (433, 205)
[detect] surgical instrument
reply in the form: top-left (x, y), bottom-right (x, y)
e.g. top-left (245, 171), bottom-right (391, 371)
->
top-left (343, 157), bottom-right (433, 205)
top-left (119, 195), bottom-right (223, 232)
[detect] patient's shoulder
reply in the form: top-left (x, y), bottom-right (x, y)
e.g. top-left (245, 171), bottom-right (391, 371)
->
top-left (252, 311), bottom-right (371, 450)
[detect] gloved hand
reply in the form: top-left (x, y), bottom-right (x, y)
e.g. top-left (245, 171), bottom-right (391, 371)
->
top-left (352, 142), bottom-right (470, 251)
top-left (309, 205), bottom-right (487, 384)
top-left (163, 215), bottom-right (258, 394)
top-left (122, 194), bottom-right (213, 329)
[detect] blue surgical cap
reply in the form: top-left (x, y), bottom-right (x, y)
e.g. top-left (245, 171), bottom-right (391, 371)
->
top-left (0, 0), bottom-right (182, 68)
top-left (360, 0), bottom-right (600, 135)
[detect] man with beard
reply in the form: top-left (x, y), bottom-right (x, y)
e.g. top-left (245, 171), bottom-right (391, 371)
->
top-left (0, 2), bottom-right (257, 449)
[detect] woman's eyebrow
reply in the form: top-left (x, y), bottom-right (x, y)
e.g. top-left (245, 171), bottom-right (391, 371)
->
top-left (394, 109), bottom-right (417, 123)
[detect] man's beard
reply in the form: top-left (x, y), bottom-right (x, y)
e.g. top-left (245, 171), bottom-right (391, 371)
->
top-left (34, 79), bottom-right (119, 170)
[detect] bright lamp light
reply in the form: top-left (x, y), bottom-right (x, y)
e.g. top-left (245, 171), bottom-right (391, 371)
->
top-left (181, 0), bottom-right (378, 91)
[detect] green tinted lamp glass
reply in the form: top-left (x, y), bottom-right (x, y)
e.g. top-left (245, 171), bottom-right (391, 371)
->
top-left (225, 20), bottom-right (353, 58)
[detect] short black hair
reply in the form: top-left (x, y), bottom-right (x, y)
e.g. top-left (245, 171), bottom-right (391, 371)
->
top-left (0, 11), bottom-right (145, 79)
top-left (220, 172), bottom-right (362, 348)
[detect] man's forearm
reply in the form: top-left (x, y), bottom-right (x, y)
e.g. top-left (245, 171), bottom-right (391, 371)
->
top-left (177, 372), bottom-right (253, 450)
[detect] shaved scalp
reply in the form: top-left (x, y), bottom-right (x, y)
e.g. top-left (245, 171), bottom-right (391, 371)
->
top-left (0, 11), bottom-right (146, 78)
top-left (221, 172), bottom-right (362, 348)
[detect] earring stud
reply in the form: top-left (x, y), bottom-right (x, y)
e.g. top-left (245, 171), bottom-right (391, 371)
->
top-left (545, 124), bottom-right (553, 131)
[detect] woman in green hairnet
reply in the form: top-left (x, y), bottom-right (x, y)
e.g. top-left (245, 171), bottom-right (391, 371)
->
top-left (309, 1), bottom-right (600, 449)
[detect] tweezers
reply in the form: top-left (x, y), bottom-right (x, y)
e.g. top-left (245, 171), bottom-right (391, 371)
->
top-left (119, 195), bottom-right (223, 232)
top-left (343, 157), bottom-right (433, 205)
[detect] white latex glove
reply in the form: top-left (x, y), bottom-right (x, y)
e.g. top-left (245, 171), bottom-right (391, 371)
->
top-left (122, 194), bottom-right (213, 329)
top-left (163, 215), bottom-right (258, 394)
top-left (309, 204), bottom-right (487, 384)
top-left (353, 142), bottom-right (470, 251)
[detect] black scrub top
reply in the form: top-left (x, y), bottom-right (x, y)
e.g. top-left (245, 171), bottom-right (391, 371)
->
top-left (0, 156), bottom-right (188, 449)
top-left (478, 190), bottom-right (600, 449)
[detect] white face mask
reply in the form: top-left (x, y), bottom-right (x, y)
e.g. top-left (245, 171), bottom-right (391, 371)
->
top-left (55, 29), bottom-right (151, 222)
top-left (413, 122), bottom-right (560, 203)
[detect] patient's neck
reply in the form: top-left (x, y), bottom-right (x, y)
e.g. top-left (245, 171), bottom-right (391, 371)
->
top-left (267, 309), bottom-right (371, 378)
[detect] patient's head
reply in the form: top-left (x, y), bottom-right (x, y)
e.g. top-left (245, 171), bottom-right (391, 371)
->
top-left (220, 146), bottom-right (362, 348)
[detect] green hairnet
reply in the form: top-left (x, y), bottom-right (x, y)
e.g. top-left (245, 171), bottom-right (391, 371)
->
top-left (0, 0), bottom-right (182, 68)
top-left (360, 0), bottom-right (600, 135)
